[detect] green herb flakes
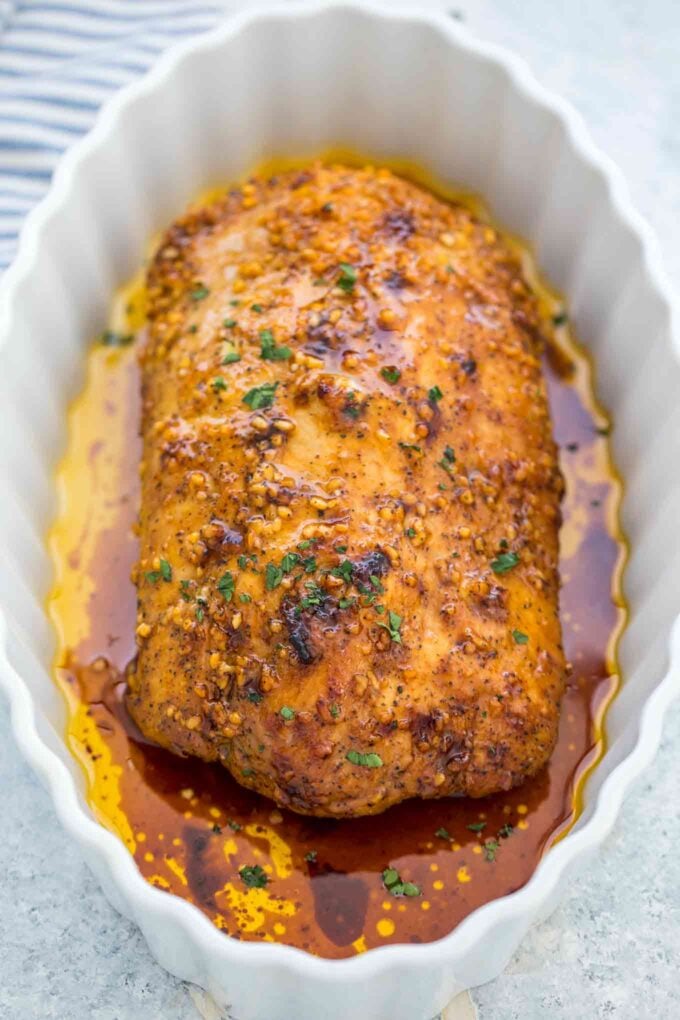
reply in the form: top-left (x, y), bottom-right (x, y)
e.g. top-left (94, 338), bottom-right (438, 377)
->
top-left (483, 839), bottom-right (500, 862)
top-left (331, 559), bottom-right (353, 584)
top-left (239, 864), bottom-right (268, 888)
top-left (490, 551), bottom-right (520, 574)
top-left (346, 750), bottom-right (383, 768)
top-left (378, 609), bottom-right (403, 644)
top-left (243, 381), bottom-right (279, 410)
top-left (280, 706), bottom-right (295, 721)
top-left (381, 366), bottom-right (401, 384)
top-left (512, 629), bottom-right (529, 645)
top-left (217, 571), bottom-right (235, 603)
top-left (259, 328), bottom-right (292, 361)
top-left (265, 562), bottom-right (284, 590)
top-left (428, 385), bottom-right (443, 403)
top-left (190, 285), bottom-right (210, 301)
top-left (382, 867), bottom-right (421, 897)
top-left (100, 330), bottom-right (133, 347)
top-left (212, 375), bottom-right (228, 392)
top-left (337, 262), bottom-right (358, 293)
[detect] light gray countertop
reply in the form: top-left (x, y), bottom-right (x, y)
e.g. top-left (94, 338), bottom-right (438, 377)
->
top-left (1, 1), bottom-right (679, 1017)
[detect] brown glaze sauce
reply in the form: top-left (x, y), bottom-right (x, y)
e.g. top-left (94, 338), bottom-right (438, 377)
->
top-left (48, 161), bottom-right (626, 959)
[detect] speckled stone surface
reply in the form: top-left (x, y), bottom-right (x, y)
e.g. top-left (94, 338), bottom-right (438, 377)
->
top-left (1, 1), bottom-right (679, 1018)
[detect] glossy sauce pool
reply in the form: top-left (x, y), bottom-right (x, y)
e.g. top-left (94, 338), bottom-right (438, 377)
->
top-left (48, 163), bottom-right (626, 959)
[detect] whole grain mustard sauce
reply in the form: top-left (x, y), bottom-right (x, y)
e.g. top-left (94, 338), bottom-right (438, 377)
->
top-left (47, 152), bottom-right (627, 958)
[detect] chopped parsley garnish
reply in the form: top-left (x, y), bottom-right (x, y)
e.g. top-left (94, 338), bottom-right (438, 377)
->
top-left (222, 350), bottom-right (241, 365)
top-left (259, 328), bottom-right (292, 361)
top-left (428, 385), bottom-right (443, 403)
top-left (146, 558), bottom-right (172, 584)
top-left (251, 303), bottom-right (264, 313)
top-left (498, 823), bottom-right (514, 839)
top-left (217, 571), bottom-right (235, 603)
top-left (195, 604), bottom-right (205, 623)
top-left (381, 366), bottom-right (401, 384)
top-left (334, 544), bottom-right (347, 553)
top-left (299, 582), bottom-right (325, 610)
top-left (369, 575), bottom-right (385, 593)
top-left (435, 827), bottom-right (452, 841)
top-left (483, 839), bottom-right (500, 862)
top-left (331, 559), bottom-right (353, 584)
top-left (211, 823), bottom-right (222, 834)
top-left (224, 318), bottom-right (237, 328)
top-left (238, 553), bottom-right (257, 570)
top-left (399, 442), bottom-right (422, 452)
top-left (230, 299), bottom-right (240, 306)
top-left (553, 311), bottom-right (568, 326)
top-left (228, 819), bottom-right (242, 831)
top-left (382, 867), bottom-right (420, 897)
top-left (467, 821), bottom-right (486, 833)
top-left (304, 850), bottom-right (318, 863)
top-left (321, 202), bottom-right (333, 214)
top-left (512, 629), bottom-right (529, 645)
top-left (439, 447), bottom-right (456, 471)
top-left (243, 381), bottom-right (279, 410)
top-left (491, 551), bottom-right (520, 574)
top-left (246, 690), bottom-right (263, 704)
top-left (100, 330), bottom-right (133, 347)
top-left (329, 703), bottom-right (340, 718)
top-left (212, 375), bottom-right (228, 392)
top-left (265, 562), bottom-right (284, 590)
top-left (280, 552), bottom-right (301, 573)
top-left (280, 706), bottom-right (295, 721)
top-left (405, 527), bottom-right (416, 538)
top-left (190, 285), bottom-right (210, 301)
top-left (346, 750), bottom-right (383, 768)
top-left (337, 262), bottom-right (357, 293)
top-left (343, 391), bottom-right (361, 419)
top-left (239, 592), bottom-right (252, 604)
top-left (378, 610), bottom-right (403, 644)
top-left (338, 596), bottom-right (357, 609)
top-left (179, 579), bottom-right (192, 601)
top-left (239, 864), bottom-right (268, 888)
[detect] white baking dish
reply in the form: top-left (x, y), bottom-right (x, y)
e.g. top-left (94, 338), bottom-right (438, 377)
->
top-left (1, 3), bottom-right (679, 1018)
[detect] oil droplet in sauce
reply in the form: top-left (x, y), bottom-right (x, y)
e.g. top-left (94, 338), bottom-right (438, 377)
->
top-left (47, 157), bottom-right (627, 959)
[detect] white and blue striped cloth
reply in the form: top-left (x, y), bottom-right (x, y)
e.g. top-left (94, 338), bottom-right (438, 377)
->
top-left (0, 0), bottom-right (240, 271)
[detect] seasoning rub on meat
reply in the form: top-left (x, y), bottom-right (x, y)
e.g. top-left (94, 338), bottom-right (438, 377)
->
top-left (127, 163), bottom-right (566, 818)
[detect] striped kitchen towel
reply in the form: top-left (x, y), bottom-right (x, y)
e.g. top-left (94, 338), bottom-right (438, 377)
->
top-left (0, 0), bottom-right (241, 271)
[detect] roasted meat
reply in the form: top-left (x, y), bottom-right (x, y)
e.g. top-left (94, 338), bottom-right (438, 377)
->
top-left (127, 163), bottom-right (566, 817)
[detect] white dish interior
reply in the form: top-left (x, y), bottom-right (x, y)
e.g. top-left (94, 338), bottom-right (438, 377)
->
top-left (0, 4), bottom-right (679, 1020)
